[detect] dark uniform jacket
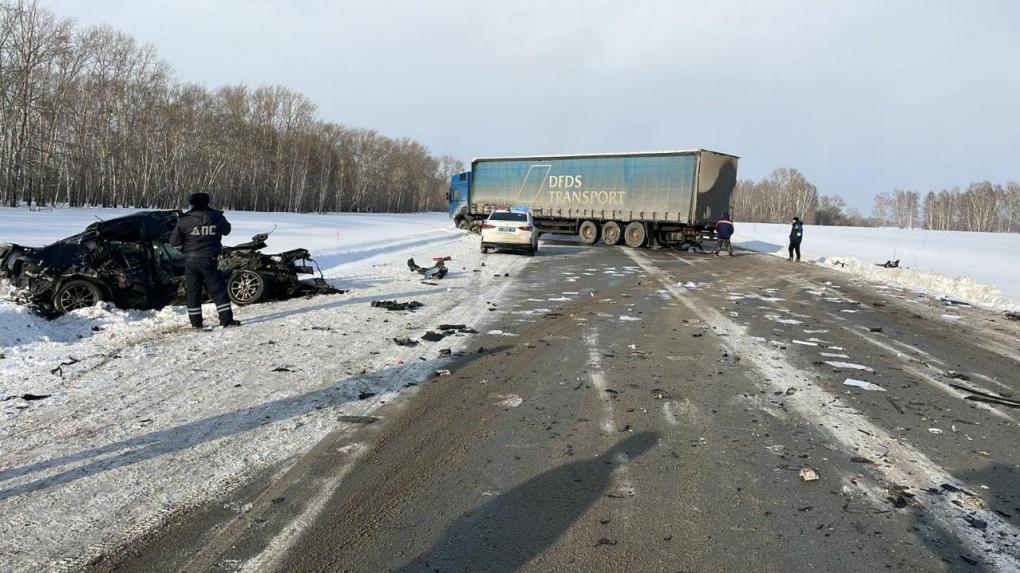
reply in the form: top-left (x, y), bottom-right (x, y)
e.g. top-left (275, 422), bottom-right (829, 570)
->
top-left (790, 221), bottom-right (804, 243)
top-left (169, 207), bottom-right (232, 258)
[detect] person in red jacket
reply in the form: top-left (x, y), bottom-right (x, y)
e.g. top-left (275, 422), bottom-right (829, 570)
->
top-left (713, 213), bottom-right (735, 256)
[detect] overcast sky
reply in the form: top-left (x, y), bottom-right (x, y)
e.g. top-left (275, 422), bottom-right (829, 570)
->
top-left (48, 0), bottom-right (1019, 211)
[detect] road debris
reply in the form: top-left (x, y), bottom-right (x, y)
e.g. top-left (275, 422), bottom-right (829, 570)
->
top-left (885, 396), bottom-right (905, 414)
top-left (337, 415), bottom-right (379, 424)
top-left (825, 361), bottom-right (874, 372)
top-left (371, 300), bottom-right (424, 311)
top-left (421, 331), bottom-right (446, 342)
top-left (877, 259), bottom-right (901, 268)
top-left (843, 378), bottom-right (886, 392)
top-left (393, 337), bottom-right (419, 347)
top-left (928, 428), bottom-right (944, 434)
top-left (408, 256), bottom-right (451, 281)
top-left (884, 486), bottom-right (916, 508)
top-left (799, 467), bottom-right (820, 482)
top-left (3, 393), bottom-right (52, 402)
top-left (946, 382), bottom-right (1020, 408)
top-left (433, 369), bottom-right (452, 377)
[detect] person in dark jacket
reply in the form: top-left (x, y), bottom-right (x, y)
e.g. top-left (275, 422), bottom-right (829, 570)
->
top-left (788, 216), bottom-right (804, 262)
top-left (169, 193), bottom-right (240, 328)
top-left (713, 213), bottom-right (735, 256)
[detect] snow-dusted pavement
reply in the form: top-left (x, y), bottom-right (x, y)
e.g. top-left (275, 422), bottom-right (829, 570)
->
top-left (0, 210), bottom-right (527, 571)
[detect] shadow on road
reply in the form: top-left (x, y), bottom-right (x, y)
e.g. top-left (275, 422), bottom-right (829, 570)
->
top-left (395, 431), bottom-right (659, 573)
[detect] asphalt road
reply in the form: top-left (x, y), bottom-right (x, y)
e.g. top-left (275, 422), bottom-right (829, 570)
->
top-left (97, 241), bottom-right (1020, 572)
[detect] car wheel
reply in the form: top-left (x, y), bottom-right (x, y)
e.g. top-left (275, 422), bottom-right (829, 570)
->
top-left (53, 279), bottom-right (105, 313)
top-left (481, 243), bottom-right (489, 254)
top-left (229, 270), bottom-right (267, 305)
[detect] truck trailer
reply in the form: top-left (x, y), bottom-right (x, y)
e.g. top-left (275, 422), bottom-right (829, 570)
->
top-left (446, 149), bottom-right (738, 248)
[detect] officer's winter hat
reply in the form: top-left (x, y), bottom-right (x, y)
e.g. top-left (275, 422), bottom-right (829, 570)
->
top-left (792, 216), bottom-right (801, 222)
top-left (189, 193), bottom-right (211, 207)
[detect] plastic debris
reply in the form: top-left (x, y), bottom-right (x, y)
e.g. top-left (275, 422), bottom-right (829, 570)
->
top-left (799, 468), bottom-right (820, 482)
top-left (843, 378), bottom-right (886, 392)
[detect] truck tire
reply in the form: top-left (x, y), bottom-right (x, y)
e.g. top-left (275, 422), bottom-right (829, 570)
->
top-left (624, 222), bottom-right (646, 247)
top-left (602, 221), bottom-right (622, 245)
top-left (578, 220), bottom-right (599, 245)
top-left (457, 218), bottom-right (471, 231)
top-left (53, 279), bottom-right (106, 314)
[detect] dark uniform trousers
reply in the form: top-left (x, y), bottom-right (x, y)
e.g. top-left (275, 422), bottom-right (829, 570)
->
top-left (185, 258), bottom-right (234, 327)
top-left (789, 239), bottom-right (802, 261)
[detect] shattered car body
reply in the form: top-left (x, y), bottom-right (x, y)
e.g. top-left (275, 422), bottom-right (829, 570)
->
top-left (0, 210), bottom-right (340, 316)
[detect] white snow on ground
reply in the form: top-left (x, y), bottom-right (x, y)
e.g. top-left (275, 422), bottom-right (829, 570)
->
top-left (732, 222), bottom-right (1020, 310)
top-left (0, 207), bottom-right (533, 572)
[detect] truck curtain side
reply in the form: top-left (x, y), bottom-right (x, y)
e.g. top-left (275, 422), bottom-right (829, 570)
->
top-left (448, 150), bottom-right (738, 248)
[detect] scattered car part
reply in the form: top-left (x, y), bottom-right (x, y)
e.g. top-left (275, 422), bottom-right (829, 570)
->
top-left (408, 256), bottom-right (451, 280)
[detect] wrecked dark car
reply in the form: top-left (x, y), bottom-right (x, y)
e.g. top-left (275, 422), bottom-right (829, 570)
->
top-left (0, 210), bottom-right (339, 316)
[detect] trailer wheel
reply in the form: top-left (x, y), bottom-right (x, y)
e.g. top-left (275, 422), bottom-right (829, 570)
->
top-left (578, 220), bottom-right (600, 245)
top-left (602, 221), bottom-right (622, 245)
top-left (624, 222), bottom-right (646, 247)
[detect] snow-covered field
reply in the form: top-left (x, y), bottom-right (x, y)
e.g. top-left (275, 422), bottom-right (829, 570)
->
top-left (732, 222), bottom-right (1020, 310)
top-left (0, 207), bottom-right (532, 572)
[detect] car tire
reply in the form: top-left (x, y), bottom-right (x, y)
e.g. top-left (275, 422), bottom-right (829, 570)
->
top-left (602, 221), bottom-right (622, 245)
top-left (578, 220), bottom-right (599, 245)
top-left (53, 279), bottom-right (105, 313)
top-left (229, 270), bottom-right (267, 305)
top-left (457, 218), bottom-right (471, 231)
top-left (624, 222), bottom-right (647, 247)
top-left (480, 244), bottom-right (489, 254)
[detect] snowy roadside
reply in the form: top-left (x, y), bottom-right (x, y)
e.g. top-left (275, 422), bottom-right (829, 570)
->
top-left (0, 211), bottom-right (529, 572)
top-left (731, 223), bottom-right (1020, 311)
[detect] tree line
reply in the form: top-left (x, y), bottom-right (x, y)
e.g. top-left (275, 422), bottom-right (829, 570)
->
top-left (873, 183), bottom-right (1020, 232)
top-left (0, 0), bottom-right (462, 212)
top-left (731, 168), bottom-right (1018, 233)
top-left (729, 167), bottom-right (867, 226)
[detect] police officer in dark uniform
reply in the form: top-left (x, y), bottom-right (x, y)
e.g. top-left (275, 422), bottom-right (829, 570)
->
top-left (169, 193), bottom-right (240, 328)
top-left (788, 216), bottom-right (804, 262)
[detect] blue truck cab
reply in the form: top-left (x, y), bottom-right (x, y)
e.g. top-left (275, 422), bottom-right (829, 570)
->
top-left (447, 171), bottom-right (471, 227)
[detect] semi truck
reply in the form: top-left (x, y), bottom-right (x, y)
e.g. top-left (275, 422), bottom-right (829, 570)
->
top-left (446, 149), bottom-right (738, 248)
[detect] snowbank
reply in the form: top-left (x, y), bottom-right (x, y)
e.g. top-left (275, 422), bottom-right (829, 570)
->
top-left (732, 223), bottom-right (1020, 310)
